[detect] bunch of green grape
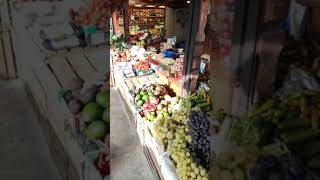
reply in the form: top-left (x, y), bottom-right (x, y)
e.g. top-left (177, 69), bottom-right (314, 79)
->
top-left (169, 128), bottom-right (209, 180)
top-left (155, 108), bottom-right (209, 180)
top-left (154, 108), bottom-right (190, 147)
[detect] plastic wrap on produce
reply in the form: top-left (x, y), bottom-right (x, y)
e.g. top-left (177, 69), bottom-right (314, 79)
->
top-left (159, 152), bottom-right (180, 180)
top-left (196, 82), bottom-right (210, 93)
top-left (277, 67), bottom-right (320, 96)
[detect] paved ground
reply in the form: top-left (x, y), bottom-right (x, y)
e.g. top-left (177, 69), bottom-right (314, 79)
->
top-left (0, 81), bottom-right (61, 180)
top-left (110, 88), bottom-right (156, 180)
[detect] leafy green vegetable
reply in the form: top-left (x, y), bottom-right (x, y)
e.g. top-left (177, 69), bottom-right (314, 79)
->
top-left (110, 34), bottom-right (127, 50)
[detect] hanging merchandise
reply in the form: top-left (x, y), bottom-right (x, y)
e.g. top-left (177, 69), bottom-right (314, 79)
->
top-left (287, 0), bottom-right (307, 39)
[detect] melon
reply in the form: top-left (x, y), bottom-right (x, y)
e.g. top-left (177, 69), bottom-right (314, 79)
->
top-left (82, 102), bottom-right (103, 122)
top-left (96, 90), bottom-right (109, 108)
top-left (85, 121), bottom-right (108, 140)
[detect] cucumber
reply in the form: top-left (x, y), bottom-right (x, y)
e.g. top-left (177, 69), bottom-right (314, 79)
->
top-left (281, 129), bottom-right (320, 144)
top-left (198, 102), bottom-right (210, 108)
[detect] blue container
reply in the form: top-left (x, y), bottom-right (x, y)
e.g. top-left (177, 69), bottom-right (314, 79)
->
top-left (164, 50), bottom-right (176, 59)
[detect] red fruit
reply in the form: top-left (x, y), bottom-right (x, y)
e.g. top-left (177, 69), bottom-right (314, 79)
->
top-left (143, 102), bottom-right (151, 108)
top-left (95, 152), bottom-right (110, 177)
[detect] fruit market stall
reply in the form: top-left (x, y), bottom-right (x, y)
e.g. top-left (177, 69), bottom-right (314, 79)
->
top-left (8, 0), bottom-right (110, 180)
top-left (110, 1), bottom-right (217, 180)
top-left (112, 0), bottom-right (320, 180)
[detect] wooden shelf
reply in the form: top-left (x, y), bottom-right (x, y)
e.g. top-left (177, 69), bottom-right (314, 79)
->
top-left (134, 16), bottom-right (165, 18)
top-left (129, 8), bottom-right (165, 28)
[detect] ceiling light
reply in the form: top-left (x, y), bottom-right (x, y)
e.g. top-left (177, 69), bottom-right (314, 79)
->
top-left (146, 5), bottom-right (156, 7)
top-left (187, 1), bottom-right (190, 3)
top-left (134, 4), bottom-right (142, 7)
top-left (159, 6), bottom-right (165, 8)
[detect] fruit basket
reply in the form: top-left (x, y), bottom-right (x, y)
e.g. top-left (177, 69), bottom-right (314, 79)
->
top-left (131, 84), bottom-right (179, 122)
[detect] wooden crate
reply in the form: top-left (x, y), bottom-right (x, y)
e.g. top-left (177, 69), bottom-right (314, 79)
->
top-left (0, 32), bottom-right (16, 79)
top-left (29, 92), bottom-right (70, 180)
top-left (0, 0), bottom-right (16, 79)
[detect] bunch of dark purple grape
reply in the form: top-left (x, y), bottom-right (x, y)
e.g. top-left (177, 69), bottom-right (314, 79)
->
top-left (187, 111), bottom-right (210, 169)
top-left (250, 154), bottom-right (317, 180)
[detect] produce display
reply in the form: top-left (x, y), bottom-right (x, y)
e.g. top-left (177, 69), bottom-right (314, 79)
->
top-left (132, 84), bottom-right (178, 122)
top-left (188, 111), bottom-right (210, 169)
top-left (110, 35), bottom-right (131, 63)
top-left (247, 91), bottom-right (320, 176)
top-left (129, 8), bottom-right (165, 27)
top-left (154, 108), bottom-right (209, 180)
top-left (63, 79), bottom-right (110, 177)
top-left (181, 90), bottom-right (212, 114)
top-left (220, 90), bottom-right (320, 179)
top-left (110, 34), bottom-right (128, 51)
top-left (133, 60), bottom-right (151, 72)
top-left (112, 49), bottom-right (131, 63)
top-left (129, 24), bottom-right (164, 45)
top-left (212, 148), bottom-right (257, 180)
top-left (148, 25), bottom-right (164, 39)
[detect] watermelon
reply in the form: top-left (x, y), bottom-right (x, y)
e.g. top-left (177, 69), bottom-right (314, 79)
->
top-left (85, 121), bottom-right (108, 140)
top-left (96, 90), bottom-right (109, 108)
top-left (82, 102), bottom-right (103, 122)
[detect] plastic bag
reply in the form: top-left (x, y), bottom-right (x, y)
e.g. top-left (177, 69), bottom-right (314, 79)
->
top-left (287, 0), bottom-right (306, 39)
top-left (277, 67), bottom-right (320, 96)
top-left (197, 82), bottom-right (210, 93)
top-left (159, 152), bottom-right (179, 180)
